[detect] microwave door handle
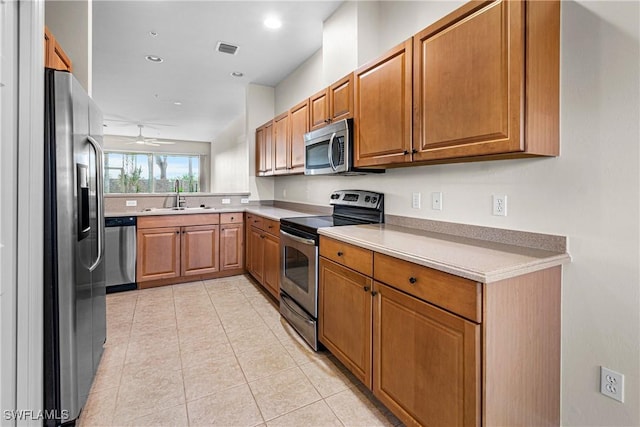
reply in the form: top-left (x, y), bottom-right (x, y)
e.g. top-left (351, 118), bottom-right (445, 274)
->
top-left (328, 132), bottom-right (337, 171)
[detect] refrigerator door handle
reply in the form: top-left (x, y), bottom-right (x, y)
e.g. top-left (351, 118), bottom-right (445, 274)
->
top-left (87, 135), bottom-right (104, 272)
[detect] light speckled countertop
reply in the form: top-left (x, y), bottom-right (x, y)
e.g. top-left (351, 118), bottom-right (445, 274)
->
top-left (105, 206), bottom-right (316, 221)
top-left (318, 224), bottom-right (570, 283)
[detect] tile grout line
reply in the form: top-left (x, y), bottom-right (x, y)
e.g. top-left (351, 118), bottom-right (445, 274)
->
top-left (171, 283), bottom-right (191, 427)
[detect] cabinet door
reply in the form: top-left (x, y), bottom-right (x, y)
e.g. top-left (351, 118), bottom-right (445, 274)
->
top-left (309, 88), bottom-right (329, 130)
top-left (289, 100), bottom-right (309, 173)
top-left (273, 112), bottom-right (289, 174)
top-left (413, 0), bottom-right (523, 161)
top-left (256, 121), bottom-right (274, 176)
top-left (44, 26), bottom-right (72, 72)
top-left (319, 258), bottom-right (372, 388)
top-left (329, 73), bottom-right (353, 122)
top-left (373, 282), bottom-right (480, 427)
top-left (220, 223), bottom-right (244, 271)
top-left (255, 126), bottom-right (265, 175)
top-left (181, 225), bottom-right (220, 276)
top-left (136, 227), bottom-right (181, 282)
top-left (354, 39), bottom-right (413, 167)
top-left (249, 226), bottom-right (264, 283)
top-left (262, 233), bottom-right (281, 299)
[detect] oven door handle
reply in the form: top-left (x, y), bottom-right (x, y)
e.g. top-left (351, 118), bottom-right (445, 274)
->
top-left (281, 294), bottom-right (315, 325)
top-left (280, 230), bottom-right (316, 246)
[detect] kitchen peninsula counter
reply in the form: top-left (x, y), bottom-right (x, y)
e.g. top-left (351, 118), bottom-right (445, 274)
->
top-left (318, 223), bottom-right (570, 283)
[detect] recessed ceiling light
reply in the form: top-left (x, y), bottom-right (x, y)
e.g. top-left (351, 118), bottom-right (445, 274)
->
top-left (173, 101), bottom-right (182, 106)
top-left (149, 31), bottom-right (158, 37)
top-left (145, 55), bottom-right (163, 63)
top-left (264, 15), bottom-right (282, 30)
top-left (231, 72), bottom-right (244, 78)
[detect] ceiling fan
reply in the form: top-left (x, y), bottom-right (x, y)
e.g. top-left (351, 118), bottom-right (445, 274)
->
top-left (126, 124), bottom-right (175, 147)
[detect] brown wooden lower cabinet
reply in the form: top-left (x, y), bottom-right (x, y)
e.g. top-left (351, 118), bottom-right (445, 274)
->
top-left (136, 213), bottom-right (244, 288)
top-left (318, 236), bottom-right (561, 427)
top-left (319, 258), bottom-right (372, 387)
top-left (137, 226), bottom-right (181, 281)
top-left (245, 213), bottom-right (281, 299)
top-left (373, 281), bottom-right (480, 427)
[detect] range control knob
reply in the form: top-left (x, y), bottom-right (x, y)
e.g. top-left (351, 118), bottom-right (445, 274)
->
top-left (371, 197), bottom-right (378, 204)
top-left (330, 193), bottom-right (340, 200)
top-left (364, 196), bottom-right (371, 203)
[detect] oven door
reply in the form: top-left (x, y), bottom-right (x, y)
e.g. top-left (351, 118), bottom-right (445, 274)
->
top-left (280, 230), bottom-right (318, 317)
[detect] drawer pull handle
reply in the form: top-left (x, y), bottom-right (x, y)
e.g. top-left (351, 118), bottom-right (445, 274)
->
top-left (364, 286), bottom-right (370, 292)
top-left (371, 290), bottom-right (378, 296)
top-left (268, 225), bottom-right (273, 229)
top-left (337, 251), bottom-right (343, 257)
top-left (409, 277), bottom-right (417, 284)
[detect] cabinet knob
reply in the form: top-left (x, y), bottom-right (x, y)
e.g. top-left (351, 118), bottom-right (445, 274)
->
top-left (364, 286), bottom-right (370, 292)
top-left (254, 220), bottom-right (259, 223)
top-left (409, 277), bottom-right (417, 284)
top-left (260, 235), bottom-right (265, 239)
top-left (231, 216), bottom-right (234, 220)
top-left (371, 290), bottom-right (378, 296)
top-left (176, 231), bottom-right (179, 234)
top-left (337, 251), bottom-right (343, 257)
top-left (403, 150), bottom-right (409, 155)
top-left (268, 225), bottom-right (273, 229)
top-left (412, 149), bottom-right (418, 154)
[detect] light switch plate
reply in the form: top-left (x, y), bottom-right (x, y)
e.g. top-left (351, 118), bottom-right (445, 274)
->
top-left (240, 198), bottom-right (249, 204)
top-left (125, 200), bottom-right (137, 207)
top-left (431, 192), bottom-right (442, 210)
top-left (221, 198), bottom-right (231, 204)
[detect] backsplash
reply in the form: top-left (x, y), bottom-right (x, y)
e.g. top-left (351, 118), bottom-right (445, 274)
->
top-left (104, 194), bottom-right (255, 214)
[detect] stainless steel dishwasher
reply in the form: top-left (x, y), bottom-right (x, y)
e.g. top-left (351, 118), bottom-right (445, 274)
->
top-left (105, 216), bottom-right (137, 293)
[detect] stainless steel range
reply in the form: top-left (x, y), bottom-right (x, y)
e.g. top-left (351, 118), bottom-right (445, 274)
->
top-left (279, 190), bottom-right (384, 350)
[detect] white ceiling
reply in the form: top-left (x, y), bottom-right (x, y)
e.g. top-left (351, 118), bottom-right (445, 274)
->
top-left (92, 1), bottom-right (343, 142)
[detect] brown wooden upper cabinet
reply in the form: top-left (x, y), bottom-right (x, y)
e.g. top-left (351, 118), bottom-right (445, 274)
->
top-left (273, 112), bottom-right (290, 175)
top-left (288, 99), bottom-right (309, 174)
top-left (412, 0), bottom-right (559, 163)
top-left (44, 26), bottom-right (72, 72)
top-left (255, 120), bottom-right (274, 176)
top-left (354, 39), bottom-right (413, 168)
top-left (309, 73), bottom-right (355, 131)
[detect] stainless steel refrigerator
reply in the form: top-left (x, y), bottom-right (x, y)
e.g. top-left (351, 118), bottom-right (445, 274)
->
top-left (44, 69), bottom-right (106, 426)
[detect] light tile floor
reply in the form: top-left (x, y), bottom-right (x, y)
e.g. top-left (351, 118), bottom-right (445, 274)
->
top-left (79, 275), bottom-right (403, 427)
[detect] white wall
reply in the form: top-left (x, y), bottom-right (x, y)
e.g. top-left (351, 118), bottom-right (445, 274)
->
top-left (246, 83), bottom-right (275, 201)
top-left (272, 1), bottom-right (640, 425)
top-left (274, 49), bottom-right (324, 116)
top-left (45, 0), bottom-right (91, 93)
top-left (210, 114), bottom-right (248, 193)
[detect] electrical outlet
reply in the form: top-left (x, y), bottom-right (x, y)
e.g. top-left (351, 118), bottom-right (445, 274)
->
top-left (221, 198), bottom-right (231, 205)
top-left (431, 192), bottom-right (442, 210)
top-left (412, 192), bottom-right (421, 209)
top-left (601, 367), bottom-right (624, 402)
top-left (492, 194), bottom-right (507, 216)
top-left (125, 200), bottom-right (137, 207)
top-left (240, 198), bottom-right (249, 204)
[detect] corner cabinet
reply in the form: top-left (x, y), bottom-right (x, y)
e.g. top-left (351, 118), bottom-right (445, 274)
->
top-left (255, 120), bottom-right (274, 176)
top-left (413, 0), bottom-right (559, 163)
top-left (137, 213), bottom-right (244, 288)
top-left (319, 236), bottom-right (561, 427)
top-left (245, 213), bottom-right (281, 299)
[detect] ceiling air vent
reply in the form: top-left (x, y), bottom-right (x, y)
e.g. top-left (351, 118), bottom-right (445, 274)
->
top-left (216, 41), bottom-right (239, 55)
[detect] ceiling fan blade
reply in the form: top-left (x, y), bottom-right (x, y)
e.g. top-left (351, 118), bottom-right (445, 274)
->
top-left (150, 140), bottom-right (175, 145)
top-left (145, 142), bottom-right (161, 147)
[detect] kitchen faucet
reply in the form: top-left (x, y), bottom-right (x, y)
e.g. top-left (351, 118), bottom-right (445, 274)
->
top-left (175, 179), bottom-right (186, 208)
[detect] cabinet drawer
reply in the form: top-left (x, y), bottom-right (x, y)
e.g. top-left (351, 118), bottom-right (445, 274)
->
top-left (220, 212), bottom-right (243, 224)
top-left (320, 236), bottom-right (373, 276)
top-left (247, 215), bottom-right (264, 230)
top-left (374, 253), bottom-right (481, 323)
top-left (137, 213), bottom-right (219, 229)
top-left (263, 218), bottom-right (280, 236)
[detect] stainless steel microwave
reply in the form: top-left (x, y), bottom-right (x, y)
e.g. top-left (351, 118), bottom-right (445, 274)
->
top-left (303, 119), bottom-right (384, 176)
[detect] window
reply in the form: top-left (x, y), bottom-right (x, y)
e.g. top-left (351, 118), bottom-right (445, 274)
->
top-left (104, 151), bottom-right (204, 193)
